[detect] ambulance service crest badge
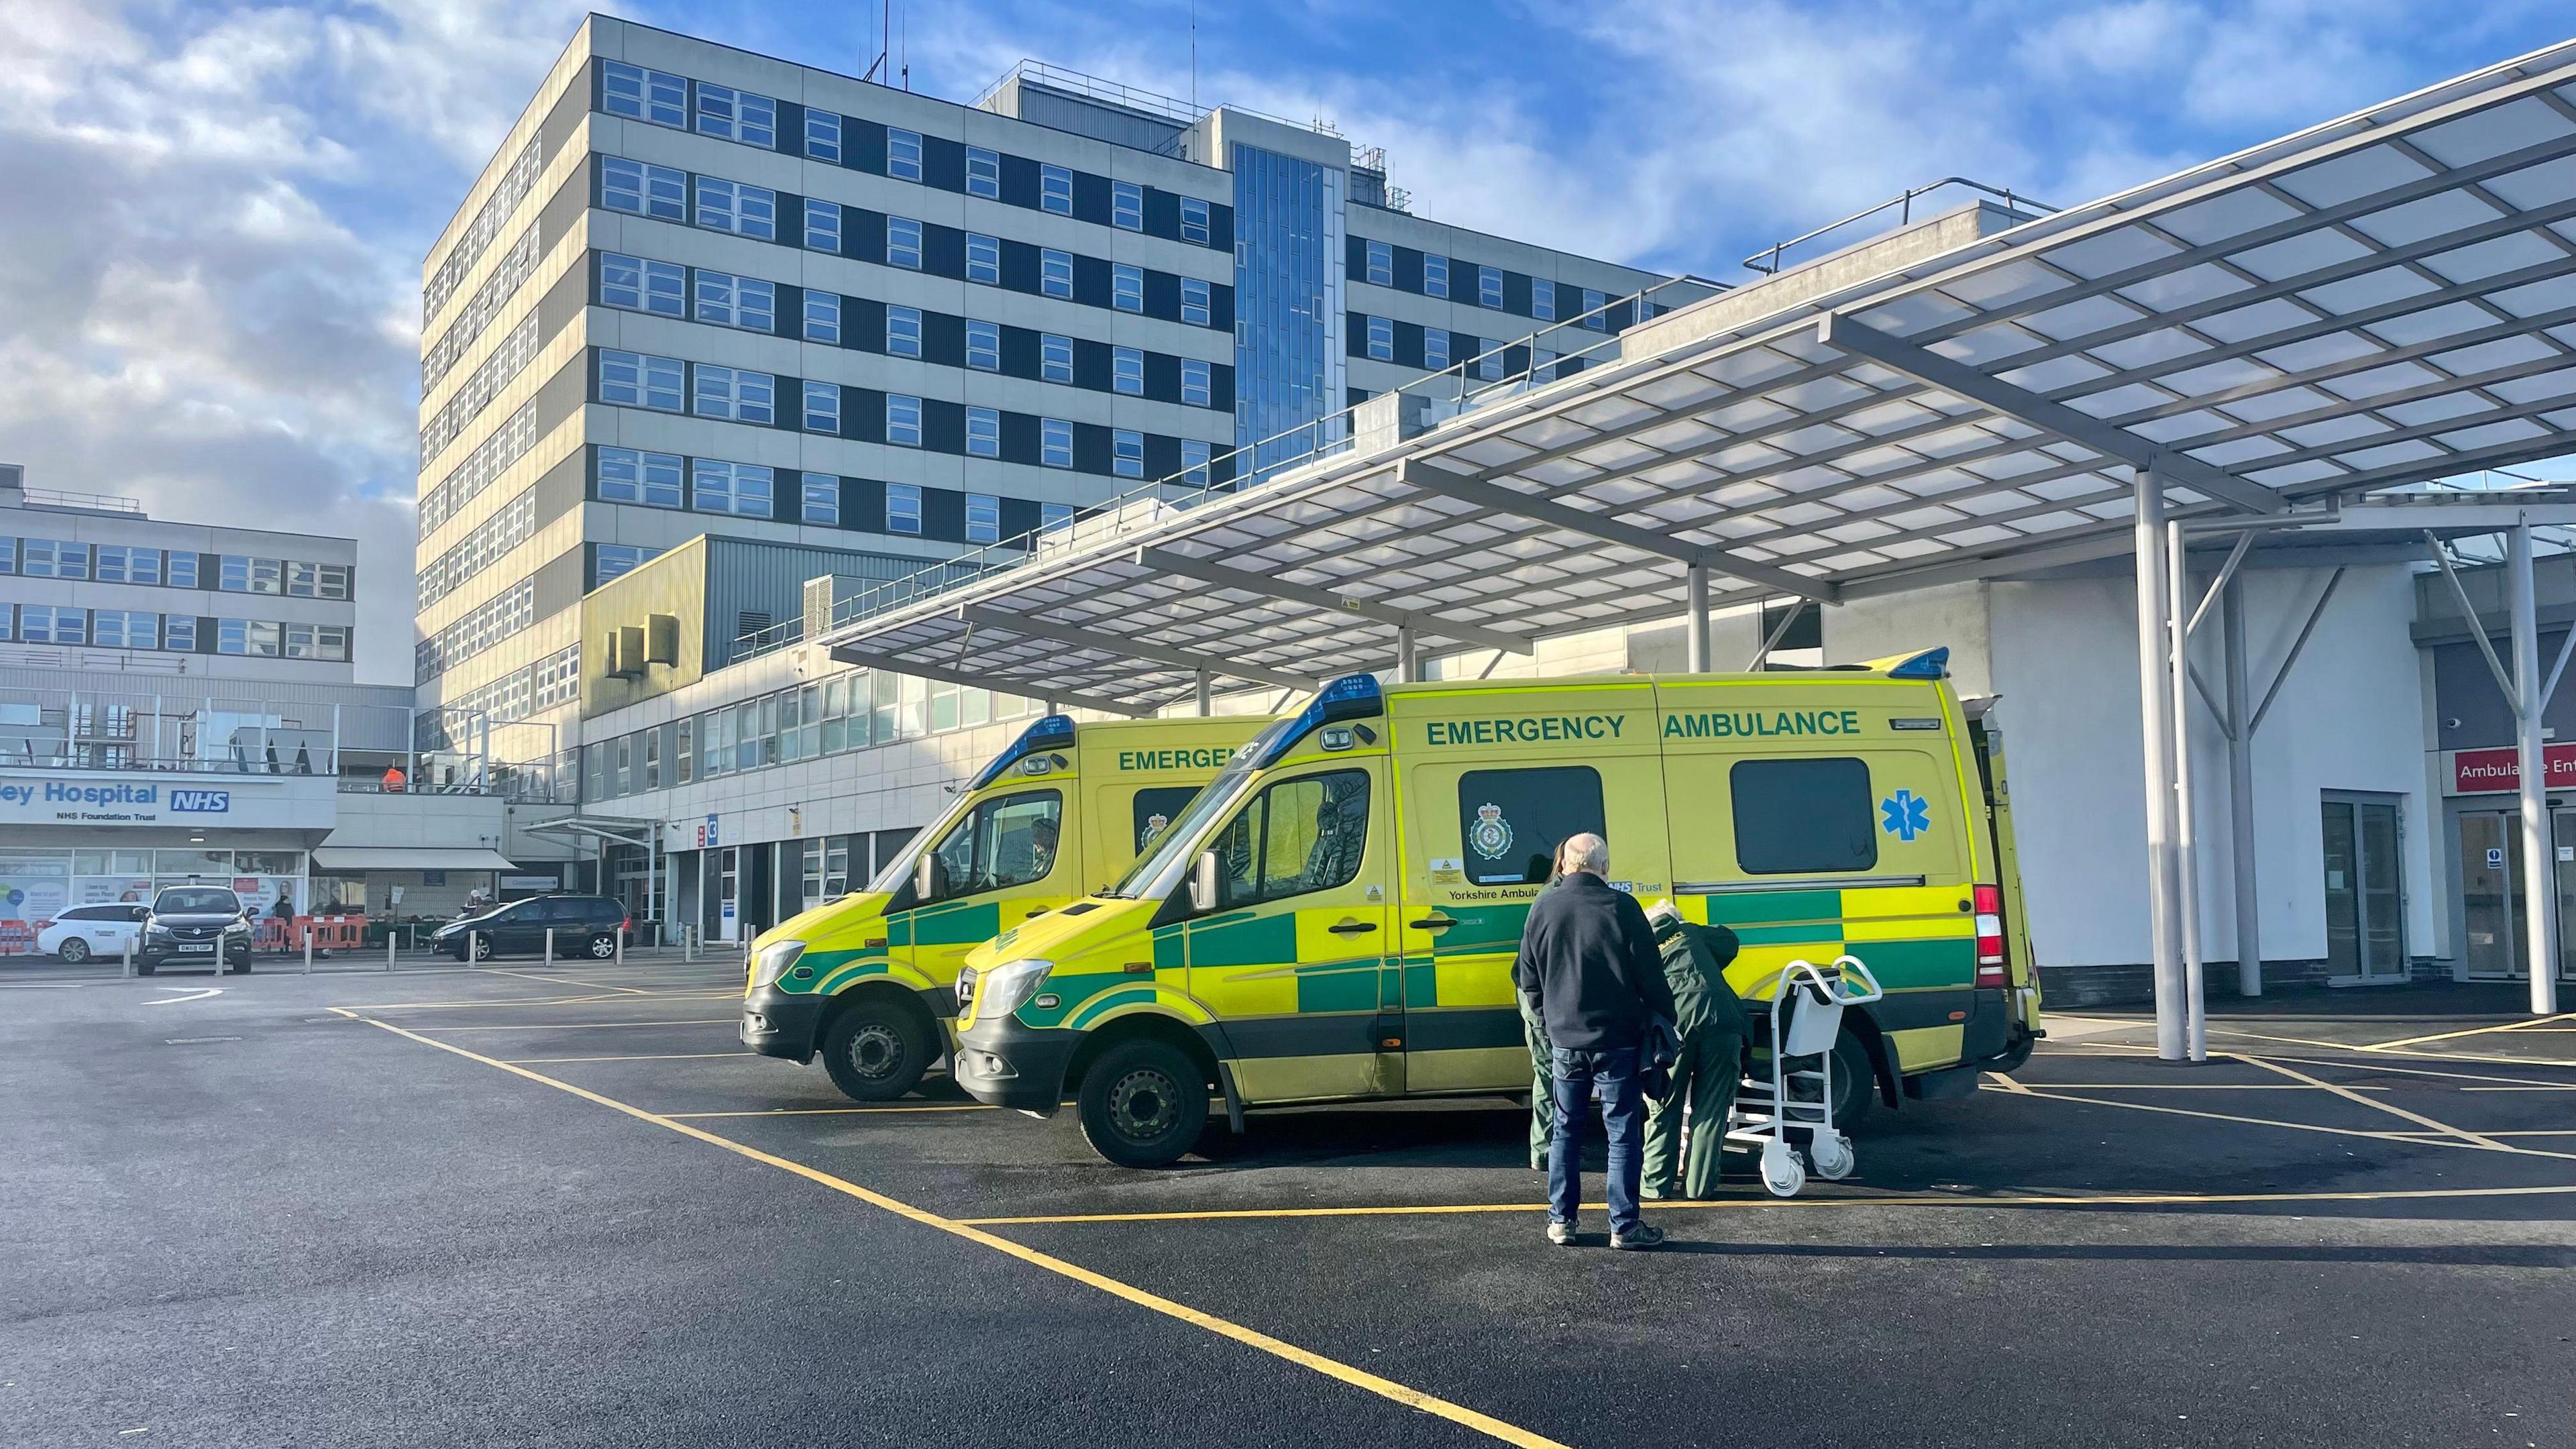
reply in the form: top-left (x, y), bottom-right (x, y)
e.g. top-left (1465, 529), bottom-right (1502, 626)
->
top-left (1468, 802), bottom-right (1513, 861)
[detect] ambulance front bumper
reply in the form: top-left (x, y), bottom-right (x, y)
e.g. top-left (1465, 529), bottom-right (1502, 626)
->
top-left (952, 1013), bottom-right (1078, 1115)
top-left (738, 983), bottom-right (824, 1063)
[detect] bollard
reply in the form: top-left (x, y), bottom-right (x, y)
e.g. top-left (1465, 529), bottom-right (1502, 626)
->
top-left (123, 938), bottom-right (135, 979)
top-left (684, 924), bottom-right (694, 963)
top-left (386, 931), bottom-right (397, 973)
top-left (304, 927), bottom-right (315, 974)
top-left (614, 926), bottom-right (625, 966)
top-left (470, 929), bottom-right (482, 965)
top-left (544, 926), bottom-right (554, 967)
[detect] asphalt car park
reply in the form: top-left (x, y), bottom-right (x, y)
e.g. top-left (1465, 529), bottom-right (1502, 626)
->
top-left (5, 962), bottom-right (2573, 1448)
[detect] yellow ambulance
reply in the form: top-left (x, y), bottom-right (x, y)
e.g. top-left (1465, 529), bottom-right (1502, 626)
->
top-left (738, 712), bottom-right (1267, 1101)
top-left (947, 651), bottom-right (2041, 1166)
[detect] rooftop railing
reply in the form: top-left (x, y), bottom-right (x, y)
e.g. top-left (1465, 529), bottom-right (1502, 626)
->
top-left (1742, 177), bottom-right (2058, 276)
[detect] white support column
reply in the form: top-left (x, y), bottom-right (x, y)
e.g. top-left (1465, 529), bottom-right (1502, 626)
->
top-left (1195, 670), bottom-right (1212, 716)
top-left (2222, 576), bottom-right (2262, 998)
top-left (2166, 520), bottom-right (2206, 1060)
top-left (1396, 625), bottom-right (1416, 684)
top-left (2509, 521), bottom-right (2561, 1015)
top-left (1685, 564), bottom-right (1711, 674)
top-left (2133, 466), bottom-right (2186, 1060)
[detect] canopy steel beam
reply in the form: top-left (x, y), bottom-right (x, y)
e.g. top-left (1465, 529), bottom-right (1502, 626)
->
top-left (960, 605), bottom-right (1321, 694)
top-left (1817, 313), bottom-right (2287, 515)
top-left (1395, 459), bottom-right (1839, 602)
top-left (1136, 547), bottom-right (1538, 656)
top-left (824, 643), bottom-right (1157, 718)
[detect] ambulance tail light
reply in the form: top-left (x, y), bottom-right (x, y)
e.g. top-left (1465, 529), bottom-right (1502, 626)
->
top-left (1973, 884), bottom-right (2007, 988)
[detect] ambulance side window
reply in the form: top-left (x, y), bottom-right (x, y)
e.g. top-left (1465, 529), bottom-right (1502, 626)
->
top-left (1456, 766), bottom-right (1604, 885)
top-left (1731, 757), bottom-right (1875, 874)
top-left (1212, 770), bottom-right (1369, 909)
top-left (924, 790), bottom-right (1064, 901)
top-left (1132, 786), bottom-right (1199, 853)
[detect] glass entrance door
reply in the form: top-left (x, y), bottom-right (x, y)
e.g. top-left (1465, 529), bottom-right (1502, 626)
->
top-left (2458, 812), bottom-right (2521, 979)
top-left (2322, 796), bottom-right (2406, 981)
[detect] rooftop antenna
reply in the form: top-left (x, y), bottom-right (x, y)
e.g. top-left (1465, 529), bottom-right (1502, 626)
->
top-left (863, 0), bottom-right (887, 81)
top-left (1189, 0), bottom-right (1198, 108)
top-left (900, 1), bottom-right (909, 91)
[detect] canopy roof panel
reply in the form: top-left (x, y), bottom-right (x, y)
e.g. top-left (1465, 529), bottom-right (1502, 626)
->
top-left (824, 40), bottom-right (2576, 713)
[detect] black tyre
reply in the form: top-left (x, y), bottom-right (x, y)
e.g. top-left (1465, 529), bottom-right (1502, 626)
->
top-left (1077, 1037), bottom-right (1209, 1169)
top-left (226, 958), bottom-right (253, 975)
top-left (1782, 1027), bottom-right (1877, 1134)
top-left (56, 938), bottom-right (89, 965)
top-left (584, 933), bottom-right (617, 960)
top-left (819, 997), bottom-right (933, 1102)
top-left (136, 959), bottom-right (158, 977)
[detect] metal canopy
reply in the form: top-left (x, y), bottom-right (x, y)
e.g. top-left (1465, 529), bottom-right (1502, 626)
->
top-left (824, 40), bottom-right (2576, 712)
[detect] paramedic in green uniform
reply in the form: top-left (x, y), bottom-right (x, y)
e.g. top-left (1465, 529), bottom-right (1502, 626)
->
top-left (1642, 906), bottom-right (1752, 1201)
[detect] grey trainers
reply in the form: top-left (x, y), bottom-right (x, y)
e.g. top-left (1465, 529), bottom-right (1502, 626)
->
top-left (1610, 1222), bottom-right (1666, 1250)
top-left (1546, 1218), bottom-right (1577, 1245)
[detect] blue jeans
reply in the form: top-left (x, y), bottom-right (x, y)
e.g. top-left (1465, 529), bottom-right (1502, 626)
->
top-left (1549, 1046), bottom-right (1646, 1236)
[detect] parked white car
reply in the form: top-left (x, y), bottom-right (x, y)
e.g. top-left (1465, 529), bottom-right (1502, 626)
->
top-left (38, 904), bottom-right (150, 964)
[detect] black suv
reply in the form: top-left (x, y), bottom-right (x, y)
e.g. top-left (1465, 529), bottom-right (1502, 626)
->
top-left (139, 887), bottom-right (256, 975)
top-left (433, 895), bottom-right (630, 961)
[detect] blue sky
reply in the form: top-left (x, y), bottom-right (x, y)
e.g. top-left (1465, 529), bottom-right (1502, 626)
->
top-left (3, 0), bottom-right (2573, 680)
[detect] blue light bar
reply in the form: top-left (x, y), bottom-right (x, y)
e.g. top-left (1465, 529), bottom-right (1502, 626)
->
top-left (1885, 647), bottom-right (1950, 680)
top-left (971, 713), bottom-right (1079, 789)
top-left (1254, 674), bottom-right (1385, 767)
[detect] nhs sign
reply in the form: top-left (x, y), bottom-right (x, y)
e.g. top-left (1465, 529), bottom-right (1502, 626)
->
top-left (170, 790), bottom-right (233, 813)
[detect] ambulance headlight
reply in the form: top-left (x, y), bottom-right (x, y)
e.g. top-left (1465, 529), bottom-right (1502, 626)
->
top-left (751, 939), bottom-right (806, 989)
top-left (975, 959), bottom-right (1054, 1019)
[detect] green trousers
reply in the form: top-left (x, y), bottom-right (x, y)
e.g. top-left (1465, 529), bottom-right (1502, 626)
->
top-left (1518, 995), bottom-right (1553, 1171)
top-left (1644, 1025), bottom-right (1745, 1201)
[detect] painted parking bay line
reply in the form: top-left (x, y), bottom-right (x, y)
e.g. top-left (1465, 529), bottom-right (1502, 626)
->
top-left (331, 1008), bottom-right (1570, 1449)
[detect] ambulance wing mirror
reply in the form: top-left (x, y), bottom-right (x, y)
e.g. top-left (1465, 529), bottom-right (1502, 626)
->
top-left (914, 853), bottom-right (936, 901)
top-left (1189, 851), bottom-right (1219, 913)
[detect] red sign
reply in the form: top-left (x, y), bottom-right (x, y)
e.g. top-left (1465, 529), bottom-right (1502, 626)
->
top-left (2450, 744), bottom-right (2576, 795)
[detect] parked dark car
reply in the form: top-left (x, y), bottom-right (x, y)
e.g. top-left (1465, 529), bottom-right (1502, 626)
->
top-left (433, 895), bottom-right (630, 961)
top-left (138, 887), bottom-right (255, 975)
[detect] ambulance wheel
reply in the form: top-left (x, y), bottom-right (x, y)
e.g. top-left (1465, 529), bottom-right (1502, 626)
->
top-left (1760, 1138), bottom-right (1805, 1197)
top-left (1811, 1131), bottom-right (1855, 1181)
top-left (1078, 1038), bottom-right (1208, 1169)
top-left (820, 998), bottom-right (932, 1102)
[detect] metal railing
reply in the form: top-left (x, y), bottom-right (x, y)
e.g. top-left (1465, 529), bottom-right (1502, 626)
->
top-left (730, 615), bottom-right (804, 663)
top-left (1743, 177), bottom-right (2058, 275)
top-left (11, 484), bottom-right (145, 514)
top-left (817, 272), bottom-right (1730, 642)
top-left (972, 60), bottom-right (1210, 126)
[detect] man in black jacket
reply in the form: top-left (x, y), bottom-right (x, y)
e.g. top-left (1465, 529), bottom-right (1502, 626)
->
top-left (1512, 833), bottom-right (1676, 1250)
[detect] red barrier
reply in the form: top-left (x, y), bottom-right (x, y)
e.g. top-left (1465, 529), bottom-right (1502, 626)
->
top-left (0, 922), bottom-right (36, 955)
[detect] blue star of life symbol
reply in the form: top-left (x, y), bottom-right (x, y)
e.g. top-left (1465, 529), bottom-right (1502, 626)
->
top-left (1881, 789), bottom-right (1930, 842)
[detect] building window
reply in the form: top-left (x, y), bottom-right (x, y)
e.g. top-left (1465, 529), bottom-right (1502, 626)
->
top-left (602, 62), bottom-right (687, 127)
top-left (1424, 252), bottom-right (1449, 298)
top-left (93, 610), bottom-right (155, 650)
top-left (1040, 163), bottom-right (1073, 215)
top-left (1582, 288), bottom-right (1607, 330)
top-left (965, 232), bottom-right (1001, 284)
top-left (1180, 197), bottom-right (1210, 245)
top-left (23, 539), bottom-right (89, 580)
top-left (692, 460), bottom-right (775, 518)
top-left (1040, 249), bottom-right (1073, 299)
top-left (168, 552), bottom-right (199, 588)
top-left (1366, 315), bottom-right (1393, 360)
top-left (965, 406), bottom-right (1001, 458)
top-left (1040, 333), bottom-right (1074, 383)
top-left (1181, 358), bottom-right (1212, 407)
top-left (599, 349), bottom-right (682, 411)
top-left (886, 127), bottom-right (924, 181)
top-left (1181, 439), bottom-right (1212, 486)
top-left (694, 177), bottom-right (776, 239)
top-left (885, 394), bottom-right (923, 447)
top-left (1041, 418), bottom-right (1074, 468)
top-left (600, 254), bottom-right (682, 315)
top-left (218, 619), bottom-right (280, 657)
top-left (1424, 327), bottom-right (1450, 370)
top-left (804, 291), bottom-right (842, 344)
top-left (1479, 264), bottom-right (1503, 309)
top-left (803, 380), bottom-right (842, 434)
top-left (805, 199), bottom-right (843, 253)
top-left (1113, 429), bottom-right (1144, 478)
top-left (801, 473), bottom-right (840, 525)
top-left (966, 146), bottom-right (1000, 198)
top-left (21, 604), bottom-right (85, 645)
top-left (1477, 346), bottom-right (1505, 382)
top-left (695, 270), bottom-right (774, 332)
top-left (1532, 345), bottom-right (1559, 382)
top-left (885, 482), bottom-right (922, 534)
top-left (1113, 346), bottom-right (1144, 395)
top-left (804, 109), bottom-right (843, 162)
top-left (601, 158), bottom-right (686, 220)
top-left (218, 555), bottom-right (278, 593)
top-left (1531, 278), bottom-right (1556, 321)
top-left (596, 543), bottom-right (659, 582)
top-left (96, 545), bottom-right (160, 585)
top-left (1040, 502), bottom-right (1075, 534)
top-left (965, 493), bottom-right (1001, 543)
top-left (1181, 277), bottom-right (1211, 327)
top-left (1112, 180), bottom-right (1144, 231)
top-left (599, 447), bottom-right (683, 508)
top-left (885, 305), bottom-right (923, 358)
top-left (288, 561), bottom-right (351, 600)
top-left (1112, 264), bottom-right (1143, 313)
top-left (965, 319), bottom-right (1001, 371)
top-left (694, 365), bottom-right (776, 424)
top-left (164, 614), bottom-right (197, 649)
top-left (694, 84), bottom-right (773, 146)
top-left (1364, 239), bottom-right (1393, 286)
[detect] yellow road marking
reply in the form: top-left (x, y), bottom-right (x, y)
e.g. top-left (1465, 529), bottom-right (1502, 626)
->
top-left (955, 1181), bottom-right (2576, 1227)
top-left (2359, 1014), bottom-right (2574, 1052)
top-left (2461, 1085), bottom-right (2576, 1091)
top-left (2011, 1086), bottom-right (2576, 1165)
top-left (415, 1018), bottom-right (739, 1032)
top-left (2245, 1054), bottom-right (2576, 1089)
top-left (333, 1009), bottom-right (1569, 1449)
top-left (481, 967), bottom-right (656, 996)
top-left (503, 1053), bottom-right (750, 1064)
top-left (1982, 1073), bottom-right (2032, 1094)
top-left (2000, 1081), bottom-right (2385, 1091)
top-left (661, 1105), bottom-right (995, 1117)
top-left (2198, 1026), bottom-right (2576, 1069)
top-left (2234, 1055), bottom-right (2512, 1151)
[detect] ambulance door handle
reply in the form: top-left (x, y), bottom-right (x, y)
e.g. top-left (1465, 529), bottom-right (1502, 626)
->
top-left (1327, 920), bottom-right (1379, 935)
top-left (1409, 915), bottom-right (1456, 932)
